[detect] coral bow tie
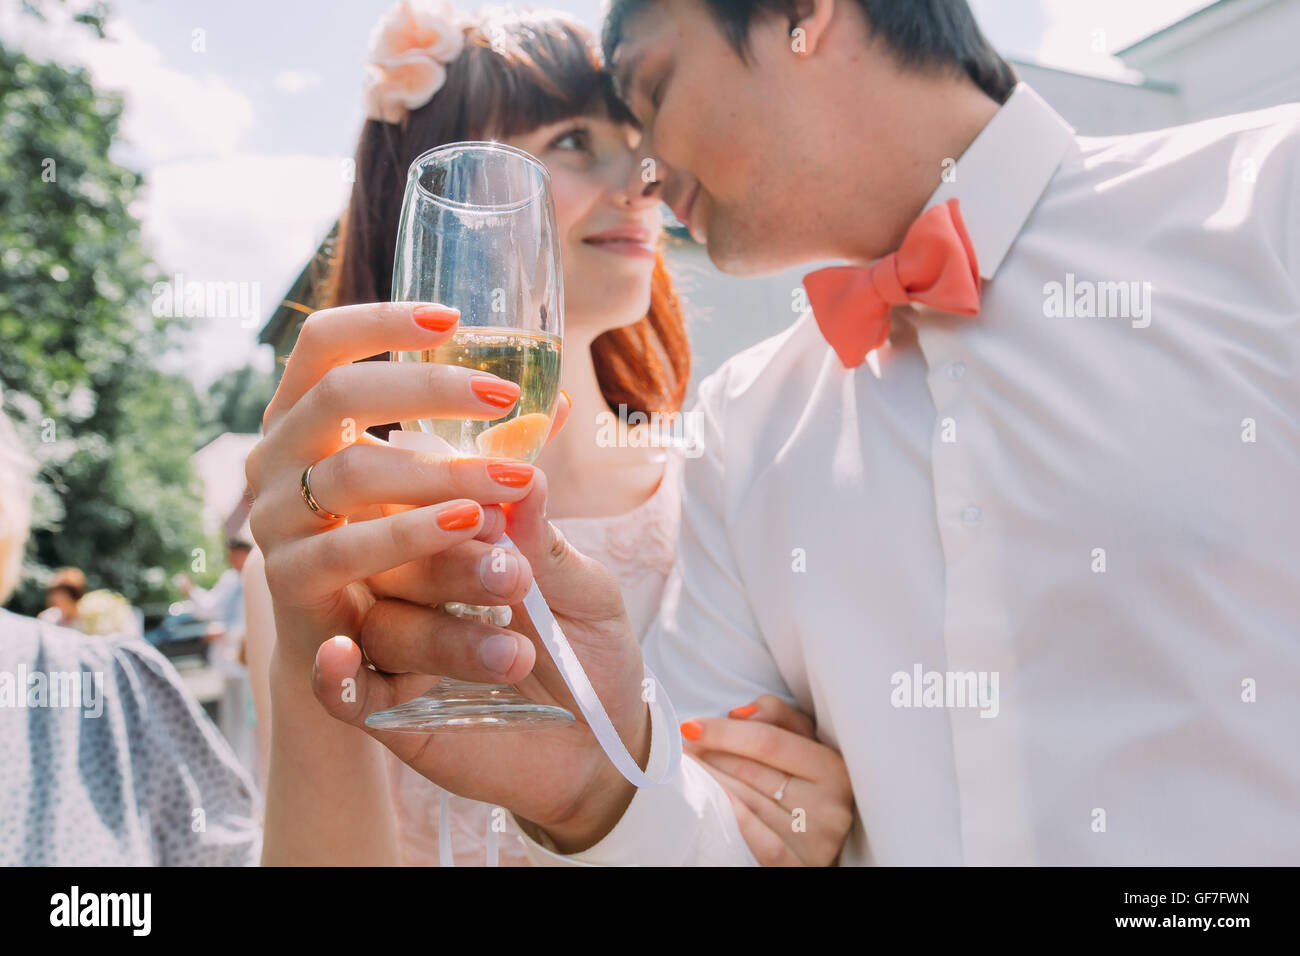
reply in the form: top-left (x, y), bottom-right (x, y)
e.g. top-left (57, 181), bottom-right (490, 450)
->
top-left (802, 198), bottom-right (982, 369)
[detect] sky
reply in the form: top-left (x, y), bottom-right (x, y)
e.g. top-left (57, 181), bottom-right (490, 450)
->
top-left (2, 0), bottom-right (1216, 384)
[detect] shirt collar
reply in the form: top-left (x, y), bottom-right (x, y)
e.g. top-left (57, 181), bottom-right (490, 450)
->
top-left (923, 83), bottom-right (1077, 280)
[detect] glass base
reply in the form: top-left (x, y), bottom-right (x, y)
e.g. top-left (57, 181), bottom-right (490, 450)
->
top-left (364, 678), bottom-right (575, 733)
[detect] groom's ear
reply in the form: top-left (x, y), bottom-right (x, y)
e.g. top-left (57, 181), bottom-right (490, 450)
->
top-left (789, 0), bottom-right (836, 56)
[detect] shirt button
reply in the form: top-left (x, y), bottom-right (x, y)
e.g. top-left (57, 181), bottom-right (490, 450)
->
top-left (961, 505), bottom-right (982, 526)
top-left (944, 361), bottom-right (967, 381)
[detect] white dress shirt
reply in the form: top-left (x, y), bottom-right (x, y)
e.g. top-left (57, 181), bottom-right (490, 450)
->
top-left (522, 84), bottom-right (1300, 865)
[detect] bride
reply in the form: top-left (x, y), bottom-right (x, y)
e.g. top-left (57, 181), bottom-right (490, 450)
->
top-left (244, 1), bottom-right (854, 866)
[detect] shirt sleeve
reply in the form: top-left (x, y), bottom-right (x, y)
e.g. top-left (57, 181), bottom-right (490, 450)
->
top-left (185, 580), bottom-right (219, 620)
top-left (641, 365), bottom-right (796, 717)
top-left (1290, 124), bottom-right (1300, 285)
top-left (513, 365), bottom-right (793, 866)
top-left (513, 669), bottom-right (757, 866)
top-left (188, 569), bottom-right (238, 623)
top-left (111, 639), bottom-right (263, 865)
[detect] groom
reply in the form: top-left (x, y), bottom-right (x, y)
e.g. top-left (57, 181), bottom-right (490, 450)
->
top-left (321, 0), bottom-right (1300, 864)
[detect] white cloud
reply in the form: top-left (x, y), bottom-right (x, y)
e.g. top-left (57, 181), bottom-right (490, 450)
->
top-left (1, 4), bottom-right (254, 166)
top-left (273, 69), bottom-right (324, 95)
top-left (139, 153), bottom-right (353, 384)
top-left (3, 5), bottom-right (331, 382)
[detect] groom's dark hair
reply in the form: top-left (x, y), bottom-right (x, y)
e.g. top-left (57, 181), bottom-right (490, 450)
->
top-left (602, 0), bottom-right (1017, 104)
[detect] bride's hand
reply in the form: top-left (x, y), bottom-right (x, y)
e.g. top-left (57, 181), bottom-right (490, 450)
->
top-left (246, 299), bottom-right (650, 850)
top-left (681, 694), bottom-right (855, 866)
top-left (245, 300), bottom-right (558, 674)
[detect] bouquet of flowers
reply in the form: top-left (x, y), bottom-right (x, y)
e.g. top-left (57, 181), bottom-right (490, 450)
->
top-left (75, 589), bottom-right (137, 637)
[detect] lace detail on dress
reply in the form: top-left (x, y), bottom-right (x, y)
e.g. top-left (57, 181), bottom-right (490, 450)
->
top-left (554, 449), bottom-right (683, 586)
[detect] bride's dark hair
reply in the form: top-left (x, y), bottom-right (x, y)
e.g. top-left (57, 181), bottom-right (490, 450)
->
top-left (324, 10), bottom-right (689, 416)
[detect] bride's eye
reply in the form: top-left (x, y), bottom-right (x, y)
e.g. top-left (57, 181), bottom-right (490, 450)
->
top-left (550, 126), bottom-right (592, 152)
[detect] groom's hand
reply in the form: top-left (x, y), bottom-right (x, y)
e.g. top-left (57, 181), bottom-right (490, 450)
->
top-left (309, 467), bottom-right (652, 852)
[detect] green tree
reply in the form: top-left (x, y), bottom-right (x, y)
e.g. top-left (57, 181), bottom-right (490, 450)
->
top-left (0, 32), bottom-right (209, 615)
top-left (198, 364), bottom-right (275, 446)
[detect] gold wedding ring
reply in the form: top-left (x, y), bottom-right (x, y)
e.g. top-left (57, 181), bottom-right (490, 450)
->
top-left (359, 642), bottom-right (393, 676)
top-left (300, 463), bottom-right (346, 522)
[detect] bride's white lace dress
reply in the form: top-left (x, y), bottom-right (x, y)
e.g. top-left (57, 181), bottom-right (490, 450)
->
top-left (385, 448), bottom-right (683, 865)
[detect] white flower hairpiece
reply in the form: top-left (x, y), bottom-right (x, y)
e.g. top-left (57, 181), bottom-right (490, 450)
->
top-left (364, 0), bottom-right (466, 124)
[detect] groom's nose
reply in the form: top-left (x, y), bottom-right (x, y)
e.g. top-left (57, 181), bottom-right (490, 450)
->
top-left (623, 145), bottom-right (667, 206)
top-left (630, 163), bottom-right (663, 208)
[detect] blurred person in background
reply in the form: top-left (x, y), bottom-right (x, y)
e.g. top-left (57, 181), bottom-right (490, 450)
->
top-left (37, 567), bottom-right (86, 629)
top-left (176, 532), bottom-right (257, 777)
top-left (0, 401), bottom-right (261, 865)
top-left (174, 536), bottom-right (252, 658)
top-left (37, 567), bottom-right (142, 638)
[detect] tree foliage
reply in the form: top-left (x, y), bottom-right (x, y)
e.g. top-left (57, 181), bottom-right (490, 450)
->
top-left (199, 364), bottom-right (275, 447)
top-left (1, 36), bottom-right (211, 615)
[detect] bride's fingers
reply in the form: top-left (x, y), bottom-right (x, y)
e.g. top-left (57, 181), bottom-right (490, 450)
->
top-left (694, 759), bottom-right (802, 866)
top-left (700, 759), bottom-right (806, 859)
top-left (728, 693), bottom-right (816, 738)
top-left (358, 598), bottom-right (537, 685)
top-left (265, 301), bottom-right (460, 429)
top-left (373, 504), bottom-right (507, 542)
top-left (261, 361), bottom-right (521, 469)
top-left (312, 635), bottom-right (401, 715)
top-left (311, 636), bottom-right (443, 766)
top-left (257, 445), bottom-right (536, 537)
top-left (677, 716), bottom-right (841, 782)
top-left (367, 537), bottom-right (534, 608)
top-left (545, 389), bottom-right (571, 443)
top-left (684, 746), bottom-right (796, 800)
top-left (265, 500), bottom-right (487, 608)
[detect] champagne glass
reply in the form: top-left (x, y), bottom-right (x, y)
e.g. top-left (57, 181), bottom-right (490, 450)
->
top-left (364, 141), bottom-right (574, 732)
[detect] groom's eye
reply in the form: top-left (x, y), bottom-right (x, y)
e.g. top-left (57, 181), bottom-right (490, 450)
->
top-left (613, 57), bottom-right (638, 106)
top-left (650, 77), bottom-right (666, 110)
top-left (615, 49), bottom-right (668, 126)
top-left (623, 80), bottom-right (662, 131)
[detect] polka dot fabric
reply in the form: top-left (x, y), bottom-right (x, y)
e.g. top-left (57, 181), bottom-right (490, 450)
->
top-left (0, 610), bottom-right (262, 866)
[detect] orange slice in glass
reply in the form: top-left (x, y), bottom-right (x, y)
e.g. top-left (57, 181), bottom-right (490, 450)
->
top-left (475, 412), bottom-right (552, 460)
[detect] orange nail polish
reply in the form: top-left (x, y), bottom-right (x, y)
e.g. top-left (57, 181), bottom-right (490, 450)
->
top-left (413, 304), bottom-right (458, 331)
top-left (560, 388), bottom-right (571, 406)
top-left (470, 375), bottom-right (521, 408)
top-left (437, 502), bottom-right (481, 530)
top-left (486, 461), bottom-right (534, 487)
top-left (680, 720), bottom-right (703, 741)
top-left (729, 704), bottom-right (758, 719)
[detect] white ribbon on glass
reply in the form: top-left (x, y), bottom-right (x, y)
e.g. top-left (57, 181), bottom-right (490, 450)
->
top-left (387, 430), bottom-right (683, 789)
top-left (500, 532), bottom-right (682, 788)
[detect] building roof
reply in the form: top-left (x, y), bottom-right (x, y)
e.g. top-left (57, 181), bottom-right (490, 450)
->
top-left (258, 222), bottom-right (337, 348)
top-left (1008, 56), bottom-right (1179, 93)
top-left (191, 432), bottom-right (261, 536)
top-left (1116, 0), bottom-right (1273, 59)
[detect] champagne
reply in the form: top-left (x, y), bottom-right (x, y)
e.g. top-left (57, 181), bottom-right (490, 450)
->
top-left (367, 142), bottom-right (575, 732)
top-left (394, 327), bottom-right (561, 462)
